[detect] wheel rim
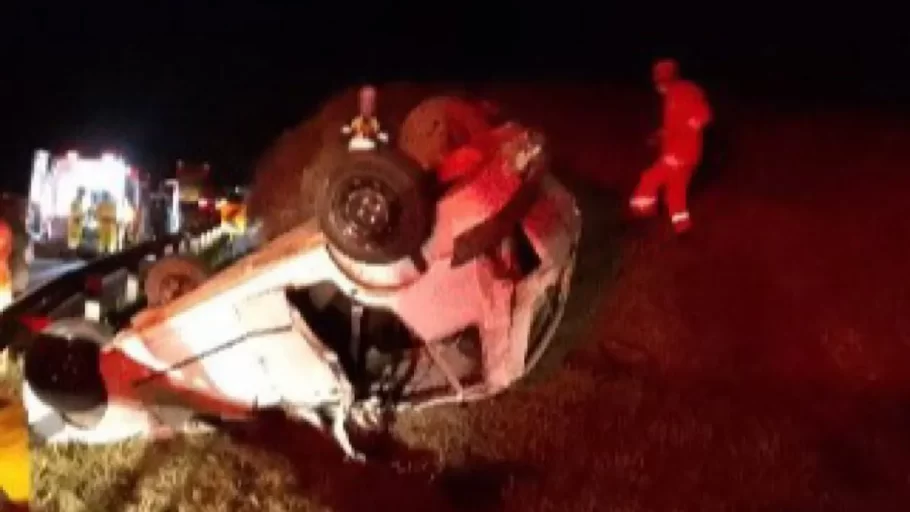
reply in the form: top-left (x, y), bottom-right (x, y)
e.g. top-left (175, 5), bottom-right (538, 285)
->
top-left (331, 176), bottom-right (399, 252)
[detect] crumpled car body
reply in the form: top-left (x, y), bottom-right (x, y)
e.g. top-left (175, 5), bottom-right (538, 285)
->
top-left (23, 120), bottom-right (581, 459)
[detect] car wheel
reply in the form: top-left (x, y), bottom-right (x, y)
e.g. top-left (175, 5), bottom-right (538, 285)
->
top-left (23, 318), bottom-right (112, 430)
top-left (317, 150), bottom-right (433, 264)
top-left (144, 255), bottom-right (209, 307)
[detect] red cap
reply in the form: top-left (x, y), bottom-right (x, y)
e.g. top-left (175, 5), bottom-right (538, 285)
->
top-left (653, 58), bottom-right (680, 83)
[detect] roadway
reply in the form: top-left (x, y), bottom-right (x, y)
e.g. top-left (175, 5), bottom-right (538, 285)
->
top-left (23, 258), bottom-right (86, 295)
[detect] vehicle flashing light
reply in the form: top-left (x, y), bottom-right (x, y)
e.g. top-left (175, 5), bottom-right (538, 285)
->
top-left (20, 315), bottom-right (51, 333)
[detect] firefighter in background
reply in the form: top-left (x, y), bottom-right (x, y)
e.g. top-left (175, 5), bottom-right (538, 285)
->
top-left (218, 192), bottom-right (247, 238)
top-left (0, 393), bottom-right (30, 510)
top-left (67, 186), bottom-right (87, 250)
top-left (129, 198), bottom-right (144, 244)
top-left (95, 192), bottom-right (118, 254)
top-left (341, 85), bottom-right (389, 151)
top-left (120, 198), bottom-right (137, 248)
top-left (629, 58), bottom-right (713, 235)
top-left (0, 220), bottom-right (12, 310)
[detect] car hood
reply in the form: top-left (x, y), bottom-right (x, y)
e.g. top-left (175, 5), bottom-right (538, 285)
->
top-left (103, 220), bottom-right (353, 424)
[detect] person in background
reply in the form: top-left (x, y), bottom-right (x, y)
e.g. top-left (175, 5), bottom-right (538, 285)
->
top-left (629, 58), bottom-right (713, 235)
top-left (67, 187), bottom-right (87, 250)
top-left (218, 191), bottom-right (247, 239)
top-left (86, 191), bottom-right (101, 248)
top-left (95, 192), bottom-right (118, 254)
top-left (132, 198), bottom-right (145, 244)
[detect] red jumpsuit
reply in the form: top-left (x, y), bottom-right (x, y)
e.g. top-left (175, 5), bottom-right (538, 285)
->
top-left (630, 79), bottom-right (712, 233)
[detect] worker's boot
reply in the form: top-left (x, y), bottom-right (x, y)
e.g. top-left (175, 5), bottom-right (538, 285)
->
top-left (628, 196), bottom-right (657, 219)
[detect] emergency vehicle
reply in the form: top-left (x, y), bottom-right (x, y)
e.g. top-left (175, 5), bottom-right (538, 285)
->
top-left (26, 150), bottom-right (148, 254)
top-left (175, 161), bottom-right (219, 232)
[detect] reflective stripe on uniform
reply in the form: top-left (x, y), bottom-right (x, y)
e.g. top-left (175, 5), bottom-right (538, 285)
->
top-left (630, 196), bottom-right (657, 208)
top-left (672, 211), bottom-right (690, 223)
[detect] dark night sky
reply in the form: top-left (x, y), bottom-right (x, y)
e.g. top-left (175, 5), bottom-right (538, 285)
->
top-left (1, 4), bottom-right (908, 193)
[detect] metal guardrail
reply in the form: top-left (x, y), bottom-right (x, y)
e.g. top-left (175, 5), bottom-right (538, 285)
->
top-left (0, 224), bottom-right (226, 354)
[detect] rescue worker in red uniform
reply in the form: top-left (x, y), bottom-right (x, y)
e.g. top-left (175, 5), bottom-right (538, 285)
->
top-left (630, 58), bottom-right (712, 235)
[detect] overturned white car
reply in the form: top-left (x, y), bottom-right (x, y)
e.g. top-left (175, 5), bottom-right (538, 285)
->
top-left (22, 121), bottom-right (581, 459)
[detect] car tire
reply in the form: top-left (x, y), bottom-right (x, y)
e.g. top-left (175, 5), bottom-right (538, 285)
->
top-left (144, 255), bottom-right (209, 307)
top-left (316, 150), bottom-right (433, 265)
top-left (23, 318), bottom-right (113, 430)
